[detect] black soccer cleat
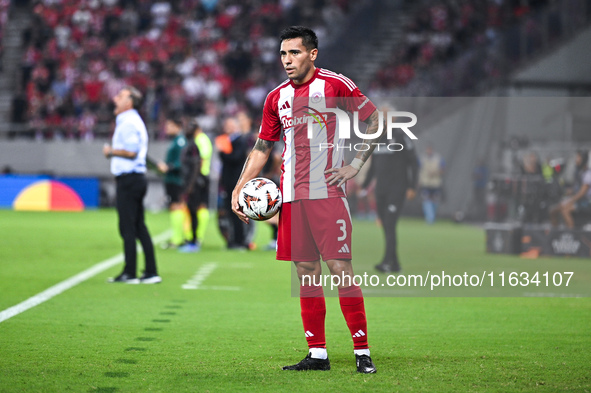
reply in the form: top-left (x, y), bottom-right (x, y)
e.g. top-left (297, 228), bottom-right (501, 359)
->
top-left (374, 263), bottom-right (400, 274)
top-left (356, 354), bottom-right (377, 374)
top-left (107, 273), bottom-right (140, 284)
top-left (282, 353), bottom-right (331, 371)
top-left (139, 273), bottom-right (162, 284)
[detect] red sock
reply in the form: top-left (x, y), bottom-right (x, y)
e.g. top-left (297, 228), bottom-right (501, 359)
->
top-left (338, 285), bottom-right (369, 350)
top-left (300, 285), bottom-right (326, 348)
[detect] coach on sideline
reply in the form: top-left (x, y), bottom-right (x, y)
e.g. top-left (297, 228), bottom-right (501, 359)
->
top-left (103, 87), bottom-right (161, 284)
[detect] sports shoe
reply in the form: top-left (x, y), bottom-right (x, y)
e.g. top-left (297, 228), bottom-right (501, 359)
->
top-left (160, 241), bottom-right (180, 250)
top-left (107, 273), bottom-right (140, 284)
top-left (355, 354), bottom-right (377, 374)
top-left (178, 243), bottom-right (200, 253)
top-left (139, 273), bottom-right (162, 284)
top-left (375, 263), bottom-right (400, 274)
top-left (228, 243), bottom-right (248, 251)
top-left (282, 353), bottom-right (330, 371)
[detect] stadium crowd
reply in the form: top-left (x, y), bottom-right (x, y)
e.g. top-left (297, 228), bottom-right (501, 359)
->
top-left (369, 0), bottom-right (555, 96)
top-left (12, 0), bottom-right (574, 138)
top-left (16, 0), bottom-right (353, 140)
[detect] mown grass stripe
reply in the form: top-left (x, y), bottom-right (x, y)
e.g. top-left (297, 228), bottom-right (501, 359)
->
top-left (0, 230), bottom-right (170, 323)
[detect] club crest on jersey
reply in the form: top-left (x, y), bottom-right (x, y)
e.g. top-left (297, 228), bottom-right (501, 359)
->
top-left (311, 91), bottom-right (323, 103)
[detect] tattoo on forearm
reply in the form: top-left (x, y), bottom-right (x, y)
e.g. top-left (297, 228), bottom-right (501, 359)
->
top-left (357, 111), bottom-right (386, 163)
top-left (237, 155), bottom-right (251, 185)
top-left (254, 138), bottom-right (274, 153)
top-left (236, 138), bottom-right (275, 187)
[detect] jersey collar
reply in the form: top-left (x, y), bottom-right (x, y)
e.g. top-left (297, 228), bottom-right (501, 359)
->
top-left (289, 67), bottom-right (320, 89)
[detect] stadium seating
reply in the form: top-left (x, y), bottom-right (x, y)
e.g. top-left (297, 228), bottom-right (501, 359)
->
top-left (369, 0), bottom-right (556, 95)
top-left (13, 0), bottom-right (588, 138)
top-left (17, 0), bottom-right (354, 140)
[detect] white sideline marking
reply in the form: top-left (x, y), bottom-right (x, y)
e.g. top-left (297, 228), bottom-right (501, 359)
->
top-left (0, 230), bottom-right (171, 324)
top-left (182, 262), bottom-right (218, 290)
top-left (181, 262), bottom-right (240, 291)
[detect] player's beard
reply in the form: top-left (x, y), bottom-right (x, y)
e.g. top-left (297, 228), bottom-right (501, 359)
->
top-left (287, 64), bottom-right (312, 84)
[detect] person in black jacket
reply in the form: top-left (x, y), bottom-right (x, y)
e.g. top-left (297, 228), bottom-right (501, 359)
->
top-left (218, 116), bottom-right (248, 249)
top-left (178, 119), bottom-right (203, 253)
top-left (360, 128), bottom-right (419, 273)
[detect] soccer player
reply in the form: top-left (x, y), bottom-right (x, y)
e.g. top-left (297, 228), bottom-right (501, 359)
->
top-left (360, 127), bottom-right (419, 273)
top-left (157, 116), bottom-right (187, 249)
top-left (231, 26), bottom-right (383, 373)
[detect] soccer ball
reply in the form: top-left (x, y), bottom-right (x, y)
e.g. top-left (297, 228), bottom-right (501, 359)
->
top-left (238, 177), bottom-right (282, 221)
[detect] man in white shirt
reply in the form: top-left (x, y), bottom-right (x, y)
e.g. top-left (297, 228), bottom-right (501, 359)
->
top-left (103, 86), bottom-right (161, 284)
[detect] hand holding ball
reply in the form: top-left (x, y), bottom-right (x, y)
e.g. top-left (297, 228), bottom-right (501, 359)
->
top-left (238, 177), bottom-right (282, 221)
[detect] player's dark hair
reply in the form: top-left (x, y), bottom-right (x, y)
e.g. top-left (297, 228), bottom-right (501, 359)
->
top-left (124, 86), bottom-right (143, 109)
top-left (576, 150), bottom-right (589, 169)
top-left (167, 114), bottom-right (184, 128)
top-left (279, 26), bottom-right (318, 51)
top-left (185, 118), bottom-right (201, 138)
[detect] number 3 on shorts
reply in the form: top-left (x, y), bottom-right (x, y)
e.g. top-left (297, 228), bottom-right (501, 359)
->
top-left (336, 219), bottom-right (347, 241)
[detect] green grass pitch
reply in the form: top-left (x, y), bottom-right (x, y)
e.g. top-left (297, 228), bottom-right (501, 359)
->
top-left (0, 209), bottom-right (589, 392)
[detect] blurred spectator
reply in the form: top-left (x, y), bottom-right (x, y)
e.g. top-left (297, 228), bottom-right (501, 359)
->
top-left (418, 144), bottom-right (445, 224)
top-left (550, 151), bottom-right (591, 228)
top-left (520, 151), bottom-right (542, 175)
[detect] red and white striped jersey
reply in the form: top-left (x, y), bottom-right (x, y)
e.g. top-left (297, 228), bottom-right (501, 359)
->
top-left (259, 68), bottom-right (376, 202)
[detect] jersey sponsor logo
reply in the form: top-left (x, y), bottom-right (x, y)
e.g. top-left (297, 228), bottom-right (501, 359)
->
top-left (280, 113), bottom-right (330, 130)
top-left (304, 106), bottom-right (329, 131)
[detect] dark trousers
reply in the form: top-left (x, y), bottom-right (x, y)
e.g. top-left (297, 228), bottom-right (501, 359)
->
top-left (376, 189), bottom-right (406, 271)
top-left (116, 173), bottom-right (157, 276)
top-left (222, 190), bottom-right (245, 248)
top-left (186, 190), bottom-right (199, 244)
